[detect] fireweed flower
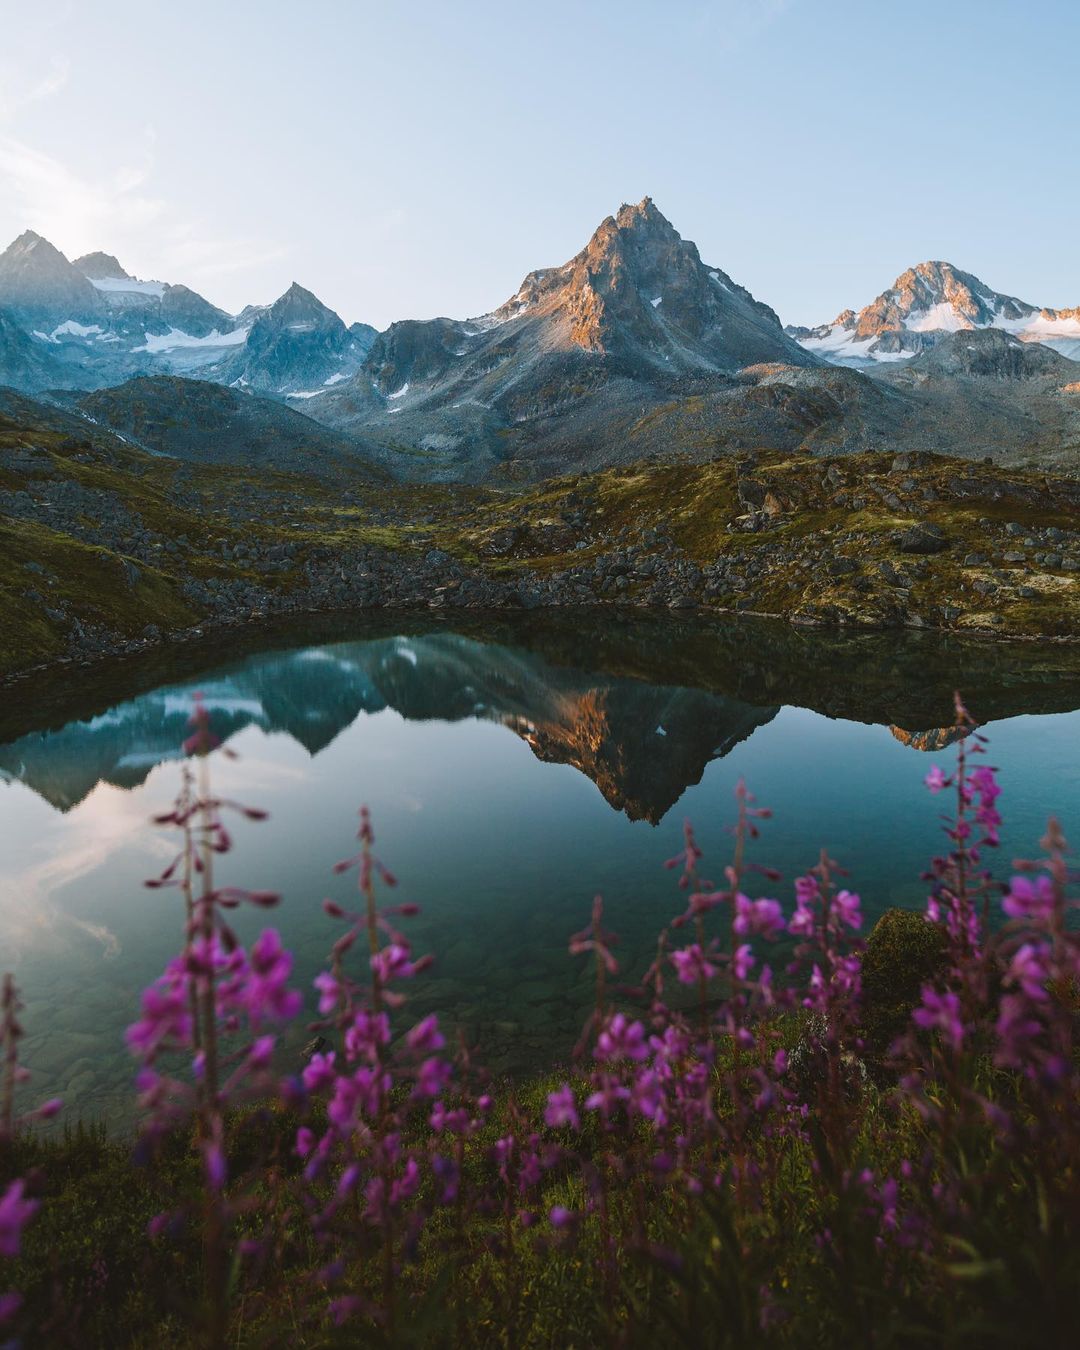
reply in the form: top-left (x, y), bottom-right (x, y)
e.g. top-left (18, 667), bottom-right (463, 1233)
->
top-left (1002, 875), bottom-right (1055, 923)
top-left (1006, 943), bottom-right (1049, 1002)
top-left (595, 1013), bottom-right (649, 1063)
top-left (406, 1014), bottom-right (445, 1055)
top-left (733, 944), bottom-right (756, 981)
top-left (912, 986), bottom-right (965, 1052)
top-left (545, 1084), bottom-right (580, 1130)
top-left (370, 944), bottom-right (426, 984)
top-left (314, 972), bottom-right (342, 1015)
top-left (585, 1073), bottom-right (631, 1119)
top-left (630, 1069), bottom-right (668, 1126)
top-left (995, 994), bottom-right (1044, 1069)
top-left (734, 893), bottom-right (785, 940)
top-left (0, 1180), bottom-right (37, 1258)
top-left (834, 890), bottom-right (862, 931)
top-left (303, 1051), bottom-right (338, 1093)
top-left (670, 943), bottom-right (718, 986)
top-left (345, 1010), bottom-right (391, 1063)
top-left (245, 929), bottom-right (302, 1025)
top-left (413, 1056), bottom-right (452, 1098)
top-left (925, 765), bottom-right (949, 794)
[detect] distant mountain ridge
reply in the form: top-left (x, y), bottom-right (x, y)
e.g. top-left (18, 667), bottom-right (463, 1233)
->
top-left (0, 230), bottom-right (371, 398)
top-left (788, 259), bottom-right (1080, 365)
top-left (1, 207), bottom-right (1079, 480)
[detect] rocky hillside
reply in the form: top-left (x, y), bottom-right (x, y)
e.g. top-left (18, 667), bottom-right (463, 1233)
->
top-left (790, 260), bottom-right (1080, 365)
top-left (55, 376), bottom-right (386, 479)
top-left (2, 376), bottom-right (1078, 685)
top-left (870, 329), bottom-right (1080, 471)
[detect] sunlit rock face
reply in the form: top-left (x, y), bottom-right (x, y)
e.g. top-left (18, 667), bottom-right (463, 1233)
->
top-left (312, 197), bottom-right (824, 480)
top-left (888, 725), bottom-right (968, 753)
top-left (789, 259), bottom-right (1080, 366)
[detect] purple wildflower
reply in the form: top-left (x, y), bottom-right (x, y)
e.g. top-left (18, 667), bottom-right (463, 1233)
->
top-left (245, 930), bottom-right (302, 1025)
top-left (924, 765), bottom-right (949, 794)
top-left (406, 1014), bottom-right (445, 1055)
top-left (0, 1180), bottom-right (38, 1258)
top-left (413, 1057), bottom-right (452, 1099)
top-left (670, 943), bottom-right (717, 986)
top-left (544, 1084), bottom-right (580, 1130)
top-left (734, 893), bottom-right (785, 940)
top-left (912, 986), bottom-right (965, 1052)
top-left (1002, 875), bottom-right (1055, 924)
top-left (595, 1013), bottom-right (649, 1063)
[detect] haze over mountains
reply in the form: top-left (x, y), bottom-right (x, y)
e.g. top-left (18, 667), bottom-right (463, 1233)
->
top-left (0, 230), bottom-right (374, 397)
top-left (1, 200), bottom-right (1078, 481)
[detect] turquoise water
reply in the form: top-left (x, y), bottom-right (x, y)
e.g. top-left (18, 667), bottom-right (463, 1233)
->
top-left (1, 614), bottom-right (1077, 1125)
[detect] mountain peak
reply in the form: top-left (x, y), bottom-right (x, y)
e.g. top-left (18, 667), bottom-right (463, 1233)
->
top-left (614, 195), bottom-right (665, 227)
top-left (269, 282), bottom-right (335, 320)
top-left (216, 279), bottom-right (365, 396)
top-left (790, 257), bottom-right (1065, 365)
top-left (3, 229), bottom-right (67, 264)
top-left (74, 251), bottom-right (130, 280)
top-left (0, 230), bottom-right (102, 323)
top-left (856, 260), bottom-right (1035, 340)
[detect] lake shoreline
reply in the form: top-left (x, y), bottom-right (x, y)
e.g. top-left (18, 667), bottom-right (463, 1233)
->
top-left (5, 449), bottom-right (1079, 685)
top-left (3, 587), bottom-right (1079, 693)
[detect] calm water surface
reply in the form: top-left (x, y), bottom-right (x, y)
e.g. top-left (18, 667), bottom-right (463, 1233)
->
top-left (1, 613), bottom-right (1078, 1126)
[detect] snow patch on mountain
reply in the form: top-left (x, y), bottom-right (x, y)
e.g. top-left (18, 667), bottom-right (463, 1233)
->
top-left (905, 302), bottom-right (969, 333)
top-left (135, 326), bottom-right (249, 354)
top-left (89, 276), bottom-right (167, 298)
top-left (47, 320), bottom-right (106, 341)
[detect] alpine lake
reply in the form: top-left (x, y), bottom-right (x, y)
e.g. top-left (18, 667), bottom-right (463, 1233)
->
top-left (1, 611), bottom-right (1078, 1128)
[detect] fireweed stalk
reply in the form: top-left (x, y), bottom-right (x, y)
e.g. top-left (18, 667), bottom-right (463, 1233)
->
top-left (128, 696), bottom-right (300, 1347)
top-left (782, 849), bottom-right (878, 1336)
top-left (545, 786), bottom-right (793, 1339)
top-left (297, 808), bottom-right (445, 1336)
top-left (0, 974), bottom-right (61, 1334)
top-left (898, 719), bottom-right (1080, 1338)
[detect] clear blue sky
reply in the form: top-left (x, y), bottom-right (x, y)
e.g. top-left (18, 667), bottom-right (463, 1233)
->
top-left (0, 0), bottom-right (1077, 329)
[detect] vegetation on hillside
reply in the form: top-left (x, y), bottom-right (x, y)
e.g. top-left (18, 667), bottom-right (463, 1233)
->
top-left (2, 390), bottom-right (1078, 681)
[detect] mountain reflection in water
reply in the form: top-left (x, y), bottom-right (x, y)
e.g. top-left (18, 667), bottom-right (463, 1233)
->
top-left (3, 613), bottom-right (1079, 823)
top-left (0, 613), bottom-right (1077, 1127)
